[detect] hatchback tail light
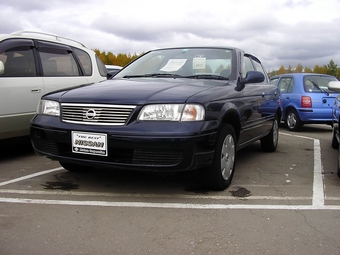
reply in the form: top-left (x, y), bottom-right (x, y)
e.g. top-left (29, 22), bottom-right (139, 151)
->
top-left (301, 96), bottom-right (312, 108)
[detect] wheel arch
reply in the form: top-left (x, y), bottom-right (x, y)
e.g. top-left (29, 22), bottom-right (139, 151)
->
top-left (284, 105), bottom-right (299, 119)
top-left (219, 109), bottom-right (241, 142)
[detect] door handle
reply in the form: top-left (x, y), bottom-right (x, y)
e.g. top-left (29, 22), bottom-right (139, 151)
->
top-left (31, 88), bottom-right (41, 93)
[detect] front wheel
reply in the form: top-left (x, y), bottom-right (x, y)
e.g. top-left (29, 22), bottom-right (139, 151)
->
top-left (59, 161), bottom-right (93, 172)
top-left (286, 109), bottom-right (302, 131)
top-left (261, 115), bottom-right (279, 152)
top-left (205, 124), bottom-right (236, 191)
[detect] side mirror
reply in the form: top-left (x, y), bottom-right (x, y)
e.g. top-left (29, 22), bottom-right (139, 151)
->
top-left (0, 61), bottom-right (4, 75)
top-left (235, 71), bottom-right (265, 91)
top-left (243, 71), bottom-right (265, 84)
top-left (328, 81), bottom-right (340, 93)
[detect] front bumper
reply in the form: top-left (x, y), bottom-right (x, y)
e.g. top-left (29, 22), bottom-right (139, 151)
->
top-left (31, 116), bottom-right (218, 172)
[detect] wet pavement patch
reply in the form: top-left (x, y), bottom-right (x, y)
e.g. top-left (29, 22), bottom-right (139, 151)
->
top-left (229, 186), bottom-right (252, 197)
top-left (41, 182), bottom-right (79, 191)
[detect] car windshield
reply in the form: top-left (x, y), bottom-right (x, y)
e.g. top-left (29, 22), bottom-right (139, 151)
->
top-left (304, 75), bottom-right (338, 93)
top-left (115, 48), bottom-right (233, 80)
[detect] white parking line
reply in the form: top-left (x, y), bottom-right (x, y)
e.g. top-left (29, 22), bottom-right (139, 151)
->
top-left (280, 132), bottom-right (325, 206)
top-left (0, 133), bottom-right (336, 210)
top-left (0, 167), bottom-right (63, 187)
top-left (0, 197), bottom-right (339, 210)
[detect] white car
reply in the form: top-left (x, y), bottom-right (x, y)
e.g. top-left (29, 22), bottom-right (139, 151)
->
top-left (0, 31), bottom-right (108, 140)
top-left (105, 64), bottom-right (123, 78)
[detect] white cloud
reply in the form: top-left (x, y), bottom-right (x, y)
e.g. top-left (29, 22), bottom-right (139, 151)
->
top-left (0, 0), bottom-right (340, 71)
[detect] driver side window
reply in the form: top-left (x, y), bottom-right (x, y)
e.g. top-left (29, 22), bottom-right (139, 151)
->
top-left (242, 57), bottom-right (255, 78)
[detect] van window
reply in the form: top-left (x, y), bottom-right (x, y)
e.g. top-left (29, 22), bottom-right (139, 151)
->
top-left (40, 51), bottom-right (79, 76)
top-left (73, 48), bottom-right (92, 76)
top-left (0, 46), bottom-right (36, 77)
top-left (96, 54), bottom-right (108, 77)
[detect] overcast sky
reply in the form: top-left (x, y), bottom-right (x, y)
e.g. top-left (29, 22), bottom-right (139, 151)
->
top-left (1, 0), bottom-right (339, 71)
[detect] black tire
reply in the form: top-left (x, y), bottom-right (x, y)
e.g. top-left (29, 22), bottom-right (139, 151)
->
top-left (331, 128), bottom-right (339, 149)
top-left (59, 161), bottom-right (93, 172)
top-left (285, 109), bottom-right (302, 131)
top-left (205, 124), bottom-right (236, 191)
top-left (337, 148), bottom-right (340, 178)
top-left (261, 115), bottom-right (279, 152)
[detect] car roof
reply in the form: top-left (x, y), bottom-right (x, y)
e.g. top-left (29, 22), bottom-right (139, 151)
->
top-left (0, 31), bottom-right (89, 50)
top-left (271, 73), bottom-right (335, 79)
top-left (105, 65), bottom-right (123, 69)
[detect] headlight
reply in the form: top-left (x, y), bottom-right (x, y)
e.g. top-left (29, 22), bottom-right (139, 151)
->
top-left (38, 100), bottom-right (60, 116)
top-left (138, 104), bottom-right (205, 121)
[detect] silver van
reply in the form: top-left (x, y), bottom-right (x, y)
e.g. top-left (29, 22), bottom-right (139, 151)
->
top-left (0, 31), bottom-right (108, 140)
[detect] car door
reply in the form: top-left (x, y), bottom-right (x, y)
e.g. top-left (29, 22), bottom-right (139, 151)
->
top-left (0, 38), bottom-right (44, 139)
top-left (277, 76), bottom-right (294, 121)
top-left (251, 58), bottom-right (280, 124)
top-left (238, 55), bottom-right (268, 146)
top-left (36, 41), bottom-right (89, 93)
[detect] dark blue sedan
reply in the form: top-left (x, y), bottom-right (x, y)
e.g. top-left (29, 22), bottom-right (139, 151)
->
top-left (31, 46), bottom-right (282, 190)
top-left (271, 73), bottom-right (339, 131)
top-left (328, 80), bottom-right (340, 177)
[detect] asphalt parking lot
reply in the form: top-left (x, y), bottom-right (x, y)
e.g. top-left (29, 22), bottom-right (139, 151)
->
top-left (0, 125), bottom-right (340, 254)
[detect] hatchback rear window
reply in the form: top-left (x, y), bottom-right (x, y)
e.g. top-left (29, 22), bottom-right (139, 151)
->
top-left (303, 76), bottom-right (337, 93)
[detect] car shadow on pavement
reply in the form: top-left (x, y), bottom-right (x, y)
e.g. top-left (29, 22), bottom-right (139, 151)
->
top-left (0, 136), bottom-right (34, 160)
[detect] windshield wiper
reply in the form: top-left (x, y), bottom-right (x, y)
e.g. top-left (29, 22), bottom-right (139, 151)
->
top-left (183, 74), bottom-right (229, 80)
top-left (307, 79), bottom-right (329, 95)
top-left (123, 73), bottom-right (182, 78)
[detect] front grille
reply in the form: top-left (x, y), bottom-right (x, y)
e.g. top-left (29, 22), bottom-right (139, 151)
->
top-left (132, 149), bottom-right (183, 165)
top-left (61, 103), bottom-right (136, 125)
top-left (32, 137), bottom-right (60, 155)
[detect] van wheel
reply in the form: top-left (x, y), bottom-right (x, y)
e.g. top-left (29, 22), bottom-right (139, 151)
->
top-left (205, 124), bottom-right (236, 191)
top-left (59, 161), bottom-right (93, 172)
top-left (286, 109), bottom-right (302, 131)
top-left (261, 114), bottom-right (279, 152)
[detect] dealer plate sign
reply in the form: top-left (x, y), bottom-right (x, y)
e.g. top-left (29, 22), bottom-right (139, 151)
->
top-left (72, 131), bottom-right (107, 156)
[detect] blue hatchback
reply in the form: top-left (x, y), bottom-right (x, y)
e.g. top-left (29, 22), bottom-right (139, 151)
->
top-left (271, 73), bottom-right (339, 131)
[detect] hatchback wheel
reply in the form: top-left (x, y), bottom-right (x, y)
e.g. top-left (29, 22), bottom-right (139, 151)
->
top-left (286, 109), bottom-right (302, 131)
top-left (59, 161), bottom-right (93, 172)
top-left (205, 124), bottom-right (236, 191)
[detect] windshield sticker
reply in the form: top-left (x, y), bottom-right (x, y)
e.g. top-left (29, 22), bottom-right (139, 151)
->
top-left (160, 59), bottom-right (187, 72)
top-left (193, 57), bottom-right (206, 70)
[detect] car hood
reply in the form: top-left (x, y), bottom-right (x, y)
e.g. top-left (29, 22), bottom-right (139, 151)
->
top-left (54, 78), bottom-right (228, 104)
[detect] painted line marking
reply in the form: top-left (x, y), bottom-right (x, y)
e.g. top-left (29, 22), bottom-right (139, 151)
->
top-left (0, 167), bottom-right (63, 187)
top-left (281, 132), bottom-right (324, 206)
top-left (0, 189), bottom-right (313, 200)
top-left (0, 197), bottom-right (339, 210)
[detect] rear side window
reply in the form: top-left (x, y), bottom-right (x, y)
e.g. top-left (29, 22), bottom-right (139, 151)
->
top-left (0, 39), bottom-right (37, 77)
top-left (40, 51), bottom-right (79, 76)
top-left (96, 54), bottom-right (108, 77)
top-left (37, 41), bottom-right (80, 77)
top-left (73, 48), bottom-right (92, 76)
top-left (278, 77), bottom-right (294, 93)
